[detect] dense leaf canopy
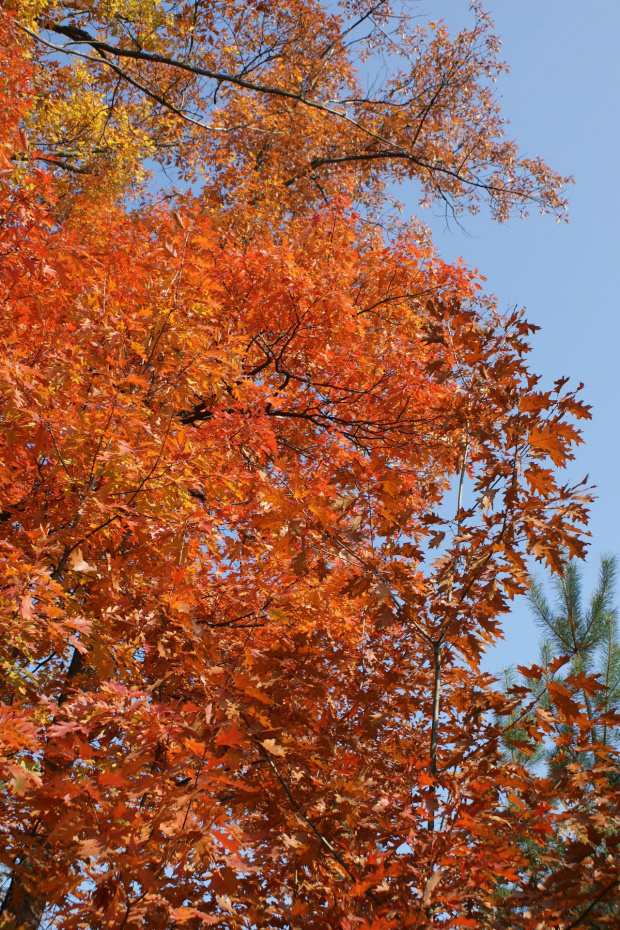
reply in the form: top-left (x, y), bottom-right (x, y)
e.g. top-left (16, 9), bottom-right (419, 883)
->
top-left (0, 3), bottom-right (617, 929)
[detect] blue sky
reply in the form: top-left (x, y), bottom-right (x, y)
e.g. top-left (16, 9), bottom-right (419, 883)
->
top-left (402, 2), bottom-right (620, 671)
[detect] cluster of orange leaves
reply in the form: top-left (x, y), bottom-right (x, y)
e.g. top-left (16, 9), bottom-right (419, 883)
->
top-left (0, 4), bottom-right (619, 929)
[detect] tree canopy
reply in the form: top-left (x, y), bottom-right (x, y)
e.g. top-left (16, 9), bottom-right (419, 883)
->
top-left (1, 3), bottom-right (617, 928)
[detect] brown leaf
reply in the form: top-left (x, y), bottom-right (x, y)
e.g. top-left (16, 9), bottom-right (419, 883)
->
top-left (421, 869), bottom-right (443, 907)
top-left (261, 738), bottom-right (287, 757)
top-left (68, 549), bottom-right (96, 573)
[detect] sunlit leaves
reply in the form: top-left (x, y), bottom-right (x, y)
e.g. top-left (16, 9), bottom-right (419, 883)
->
top-left (7, 0), bottom-right (570, 223)
top-left (0, 6), bottom-right (613, 930)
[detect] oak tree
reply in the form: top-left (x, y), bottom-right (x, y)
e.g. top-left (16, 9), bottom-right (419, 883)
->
top-left (1, 4), bottom-right (616, 929)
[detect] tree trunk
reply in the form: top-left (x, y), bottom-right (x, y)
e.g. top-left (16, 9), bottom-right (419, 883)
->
top-left (1, 868), bottom-right (45, 929)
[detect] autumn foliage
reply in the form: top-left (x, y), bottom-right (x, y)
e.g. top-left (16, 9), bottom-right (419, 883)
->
top-left (1, 3), bottom-right (618, 928)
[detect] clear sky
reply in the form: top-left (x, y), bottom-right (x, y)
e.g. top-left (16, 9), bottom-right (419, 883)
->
top-left (403, 2), bottom-right (620, 672)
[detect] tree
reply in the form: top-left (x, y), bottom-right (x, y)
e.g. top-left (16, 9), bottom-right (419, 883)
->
top-left (496, 557), bottom-right (620, 926)
top-left (5, 0), bottom-right (569, 224)
top-left (0, 4), bottom-right (614, 928)
top-left (530, 556), bottom-right (620, 749)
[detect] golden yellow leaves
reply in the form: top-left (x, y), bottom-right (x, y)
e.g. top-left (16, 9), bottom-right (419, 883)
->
top-left (9, 0), bottom-right (571, 224)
